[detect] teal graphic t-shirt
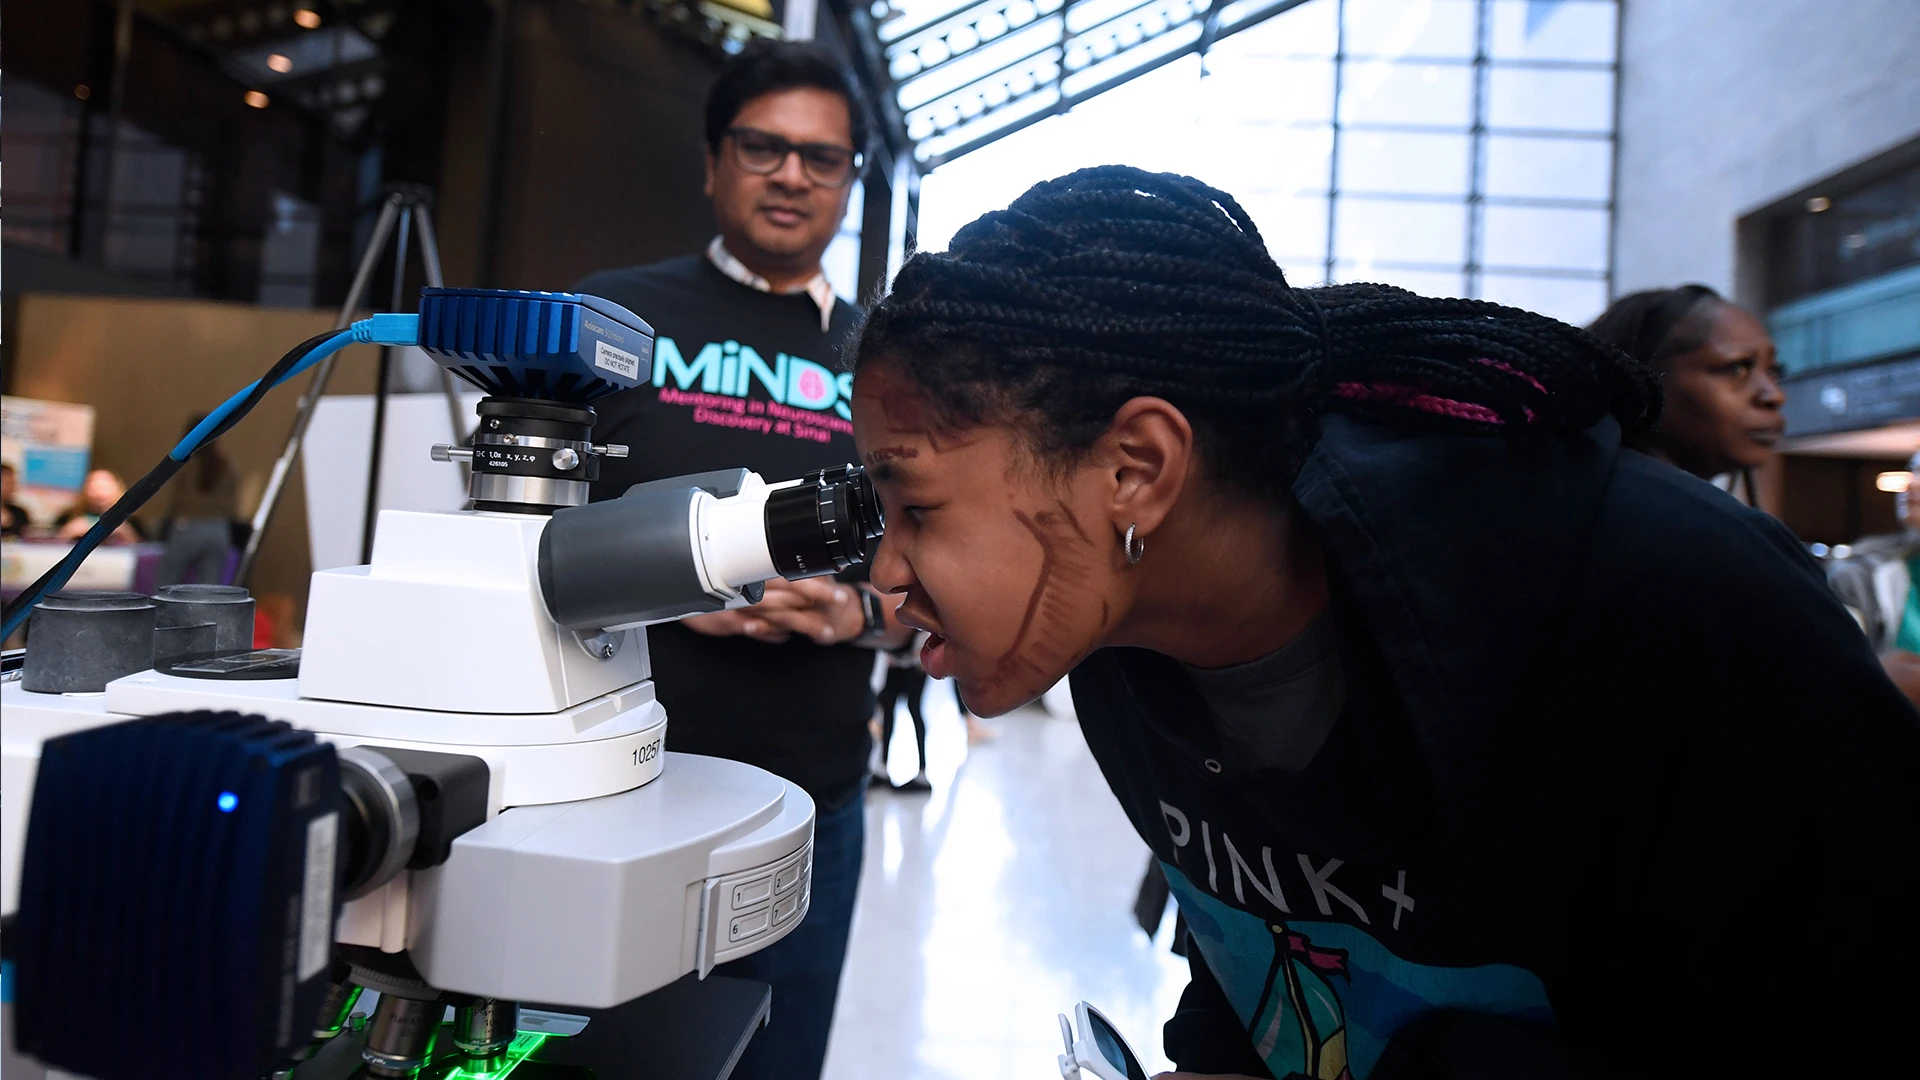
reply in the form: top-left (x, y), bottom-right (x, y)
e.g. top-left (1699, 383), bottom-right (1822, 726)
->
top-left (1895, 552), bottom-right (1920, 653)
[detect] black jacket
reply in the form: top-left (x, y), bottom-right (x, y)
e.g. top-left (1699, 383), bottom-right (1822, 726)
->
top-left (1072, 414), bottom-right (1920, 1078)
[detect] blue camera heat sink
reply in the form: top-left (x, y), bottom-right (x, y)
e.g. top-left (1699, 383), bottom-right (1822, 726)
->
top-left (13, 711), bottom-right (343, 1080)
top-left (418, 287), bottom-right (655, 404)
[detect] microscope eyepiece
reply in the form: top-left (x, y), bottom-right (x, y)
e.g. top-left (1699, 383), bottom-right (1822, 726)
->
top-left (538, 464), bottom-right (886, 632)
top-left (763, 466), bottom-right (885, 579)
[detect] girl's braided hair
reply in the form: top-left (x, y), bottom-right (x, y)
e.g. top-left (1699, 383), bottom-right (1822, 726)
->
top-left (853, 166), bottom-right (1660, 498)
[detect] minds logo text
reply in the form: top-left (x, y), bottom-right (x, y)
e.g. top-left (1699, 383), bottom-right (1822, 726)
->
top-left (653, 336), bottom-right (853, 420)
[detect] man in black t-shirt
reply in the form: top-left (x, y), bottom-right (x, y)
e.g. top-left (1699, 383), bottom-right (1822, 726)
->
top-left (574, 40), bottom-right (906, 1080)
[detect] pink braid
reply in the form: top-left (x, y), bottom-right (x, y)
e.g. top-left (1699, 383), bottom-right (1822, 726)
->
top-left (1332, 357), bottom-right (1551, 425)
top-left (1333, 382), bottom-right (1507, 424)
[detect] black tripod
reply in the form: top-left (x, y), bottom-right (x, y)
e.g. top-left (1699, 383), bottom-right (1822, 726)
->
top-left (236, 184), bottom-right (469, 583)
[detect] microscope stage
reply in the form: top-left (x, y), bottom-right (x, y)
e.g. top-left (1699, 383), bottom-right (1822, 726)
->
top-left (412, 751), bottom-right (815, 1006)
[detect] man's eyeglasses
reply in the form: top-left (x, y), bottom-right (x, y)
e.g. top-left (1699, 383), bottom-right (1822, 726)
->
top-left (725, 127), bottom-right (863, 188)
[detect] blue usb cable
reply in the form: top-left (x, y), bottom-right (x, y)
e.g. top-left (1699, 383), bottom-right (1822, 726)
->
top-left (1, 315), bottom-right (421, 640)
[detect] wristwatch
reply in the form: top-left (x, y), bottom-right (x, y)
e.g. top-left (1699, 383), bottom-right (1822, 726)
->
top-left (858, 589), bottom-right (887, 642)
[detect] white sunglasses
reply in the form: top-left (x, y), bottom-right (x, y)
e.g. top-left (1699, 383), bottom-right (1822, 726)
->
top-left (1057, 1001), bottom-right (1149, 1080)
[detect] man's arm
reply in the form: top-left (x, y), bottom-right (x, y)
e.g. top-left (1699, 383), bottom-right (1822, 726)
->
top-left (681, 578), bottom-right (912, 649)
top-left (1821, 551), bottom-right (1890, 651)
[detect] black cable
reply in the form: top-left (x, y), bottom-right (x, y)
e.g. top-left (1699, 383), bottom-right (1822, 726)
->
top-left (2, 331), bottom-right (348, 638)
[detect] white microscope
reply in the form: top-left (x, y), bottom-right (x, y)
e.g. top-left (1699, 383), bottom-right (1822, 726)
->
top-left (0, 287), bottom-right (884, 1080)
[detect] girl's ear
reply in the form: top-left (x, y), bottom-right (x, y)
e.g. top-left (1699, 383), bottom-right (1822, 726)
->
top-left (1098, 396), bottom-right (1194, 543)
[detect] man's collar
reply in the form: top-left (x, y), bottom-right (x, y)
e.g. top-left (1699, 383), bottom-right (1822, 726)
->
top-left (706, 236), bottom-right (837, 332)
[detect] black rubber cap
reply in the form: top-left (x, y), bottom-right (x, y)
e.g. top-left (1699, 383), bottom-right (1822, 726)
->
top-left (21, 592), bottom-right (156, 694)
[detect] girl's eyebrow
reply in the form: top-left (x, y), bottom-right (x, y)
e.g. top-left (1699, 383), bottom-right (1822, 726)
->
top-left (863, 446), bottom-right (921, 480)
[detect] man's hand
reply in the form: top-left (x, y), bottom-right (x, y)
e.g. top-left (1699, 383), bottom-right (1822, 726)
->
top-left (680, 577), bottom-right (867, 646)
top-left (1882, 649), bottom-right (1920, 709)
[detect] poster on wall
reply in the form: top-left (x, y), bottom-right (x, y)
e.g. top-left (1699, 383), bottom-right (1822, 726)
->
top-left (0, 395), bottom-right (96, 530)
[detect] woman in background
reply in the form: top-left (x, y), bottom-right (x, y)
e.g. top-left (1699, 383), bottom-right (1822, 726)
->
top-left (1586, 284), bottom-right (1786, 502)
top-left (872, 633), bottom-right (935, 792)
top-left (1, 463), bottom-right (32, 538)
top-left (156, 414), bottom-right (240, 586)
top-left (1826, 448), bottom-right (1920, 708)
top-left (54, 469), bottom-right (147, 545)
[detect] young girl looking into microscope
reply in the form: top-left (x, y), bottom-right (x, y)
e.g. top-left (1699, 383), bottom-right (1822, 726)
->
top-left (847, 166), bottom-right (1918, 1080)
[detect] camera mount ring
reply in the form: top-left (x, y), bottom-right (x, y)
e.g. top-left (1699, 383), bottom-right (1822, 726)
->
top-left (338, 746), bottom-right (421, 900)
top-left (471, 473), bottom-right (590, 510)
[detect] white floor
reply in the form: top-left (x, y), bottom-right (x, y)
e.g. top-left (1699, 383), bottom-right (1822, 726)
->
top-left (820, 680), bottom-right (1189, 1080)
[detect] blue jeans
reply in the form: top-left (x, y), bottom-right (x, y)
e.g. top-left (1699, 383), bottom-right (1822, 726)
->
top-left (157, 518), bottom-right (231, 587)
top-left (716, 787), bottom-right (865, 1080)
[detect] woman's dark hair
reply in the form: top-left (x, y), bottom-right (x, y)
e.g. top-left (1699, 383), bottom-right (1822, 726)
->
top-left (180, 413), bottom-right (230, 494)
top-left (854, 166), bottom-right (1660, 497)
top-left (1585, 284), bottom-right (1725, 372)
top-left (705, 39), bottom-right (872, 160)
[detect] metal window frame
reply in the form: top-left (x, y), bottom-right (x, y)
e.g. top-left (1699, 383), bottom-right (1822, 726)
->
top-left (1318, 0), bottom-right (1619, 302)
top-left (851, 0), bottom-right (1319, 169)
top-left (844, 0), bottom-right (1620, 307)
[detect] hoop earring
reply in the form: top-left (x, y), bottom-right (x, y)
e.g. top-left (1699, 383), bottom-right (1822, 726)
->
top-left (1124, 523), bottom-right (1146, 566)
